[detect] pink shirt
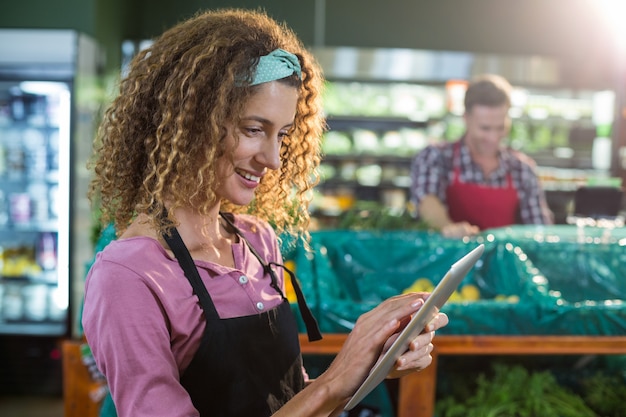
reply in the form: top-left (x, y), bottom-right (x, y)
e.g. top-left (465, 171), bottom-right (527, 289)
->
top-left (82, 214), bottom-right (286, 417)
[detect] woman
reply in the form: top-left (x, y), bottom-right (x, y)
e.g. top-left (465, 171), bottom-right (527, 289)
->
top-left (82, 8), bottom-right (448, 417)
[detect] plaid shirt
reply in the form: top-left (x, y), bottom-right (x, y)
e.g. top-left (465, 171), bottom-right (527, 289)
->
top-left (410, 138), bottom-right (552, 225)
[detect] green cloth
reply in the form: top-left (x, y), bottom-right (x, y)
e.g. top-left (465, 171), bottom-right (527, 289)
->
top-left (286, 226), bottom-right (626, 336)
top-left (99, 393), bottom-right (117, 417)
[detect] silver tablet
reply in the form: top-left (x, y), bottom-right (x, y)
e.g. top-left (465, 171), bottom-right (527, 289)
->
top-left (344, 243), bottom-right (485, 411)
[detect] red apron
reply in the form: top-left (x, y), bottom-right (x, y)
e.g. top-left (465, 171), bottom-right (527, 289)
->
top-left (446, 142), bottom-right (519, 230)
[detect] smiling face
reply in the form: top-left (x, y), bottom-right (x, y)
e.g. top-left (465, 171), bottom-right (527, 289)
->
top-left (216, 80), bottom-right (299, 206)
top-left (463, 104), bottom-right (511, 158)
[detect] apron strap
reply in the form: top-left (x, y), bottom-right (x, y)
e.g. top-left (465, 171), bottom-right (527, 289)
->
top-left (162, 227), bottom-right (220, 320)
top-left (220, 212), bottom-right (322, 342)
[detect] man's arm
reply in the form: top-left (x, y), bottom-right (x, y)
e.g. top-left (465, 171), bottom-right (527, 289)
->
top-left (418, 194), bottom-right (479, 238)
top-left (417, 194), bottom-right (453, 229)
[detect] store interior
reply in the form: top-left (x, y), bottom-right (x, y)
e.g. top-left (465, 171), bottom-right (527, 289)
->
top-left (0, 1), bottom-right (625, 416)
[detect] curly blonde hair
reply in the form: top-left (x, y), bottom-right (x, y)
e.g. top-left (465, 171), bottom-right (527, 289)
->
top-left (89, 8), bottom-right (325, 241)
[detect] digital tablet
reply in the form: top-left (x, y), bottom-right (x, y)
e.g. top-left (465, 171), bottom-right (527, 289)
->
top-left (344, 243), bottom-right (485, 411)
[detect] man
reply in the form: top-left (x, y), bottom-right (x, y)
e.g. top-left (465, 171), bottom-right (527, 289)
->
top-left (410, 74), bottom-right (552, 238)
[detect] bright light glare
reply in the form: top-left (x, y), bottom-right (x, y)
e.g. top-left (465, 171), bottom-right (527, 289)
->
top-left (593, 0), bottom-right (626, 50)
top-left (19, 81), bottom-right (69, 95)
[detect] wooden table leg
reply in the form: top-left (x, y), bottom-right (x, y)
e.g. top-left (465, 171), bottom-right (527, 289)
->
top-left (397, 351), bottom-right (439, 417)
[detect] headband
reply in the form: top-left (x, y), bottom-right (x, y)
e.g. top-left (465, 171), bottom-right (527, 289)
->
top-left (250, 48), bottom-right (302, 86)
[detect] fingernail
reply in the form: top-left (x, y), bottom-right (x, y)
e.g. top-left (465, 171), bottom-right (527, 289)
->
top-left (411, 299), bottom-right (424, 308)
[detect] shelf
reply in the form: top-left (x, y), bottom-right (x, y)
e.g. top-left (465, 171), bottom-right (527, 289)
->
top-left (1, 272), bottom-right (59, 284)
top-left (0, 170), bottom-right (60, 183)
top-left (318, 179), bottom-right (411, 190)
top-left (0, 321), bottom-right (67, 336)
top-left (0, 221), bottom-right (59, 233)
top-left (321, 154), bottom-right (412, 164)
top-left (326, 115), bottom-right (429, 131)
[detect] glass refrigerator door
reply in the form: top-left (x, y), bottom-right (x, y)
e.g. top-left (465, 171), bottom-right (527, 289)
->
top-left (0, 80), bottom-right (70, 335)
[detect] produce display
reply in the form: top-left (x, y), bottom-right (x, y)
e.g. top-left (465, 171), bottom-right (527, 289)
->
top-left (282, 226), bottom-right (626, 417)
top-left (436, 362), bottom-right (625, 417)
top-left (401, 277), bottom-right (519, 304)
top-left (283, 227), bottom-right (626, 336)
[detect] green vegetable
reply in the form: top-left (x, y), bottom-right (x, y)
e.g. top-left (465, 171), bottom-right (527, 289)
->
top-left (334, 201), bottom-right (429, 231)
top-left (437, 363), bottom-right (598, 417)
top-left (581, 372), bottom-right (626, 417)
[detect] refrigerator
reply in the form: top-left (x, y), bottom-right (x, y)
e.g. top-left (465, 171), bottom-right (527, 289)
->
top-left (0, 29), bottom-right (101, 394)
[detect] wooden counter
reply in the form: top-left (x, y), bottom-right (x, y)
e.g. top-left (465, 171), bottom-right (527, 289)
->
top-left (63, 334), bottom-right (626, 417)
top-left (299, 334), bottom-right (626, 417)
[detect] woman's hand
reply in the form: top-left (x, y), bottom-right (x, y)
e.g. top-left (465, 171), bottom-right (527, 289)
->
top-left (313, 293), bottom-right (448, 405)
top-left (275, 293), bottom-right (449, 417)
top-left (385, 307), bottom-right (448, 379)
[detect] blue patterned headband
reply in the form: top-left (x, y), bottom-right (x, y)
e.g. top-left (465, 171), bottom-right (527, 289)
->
top-left (250, 49), bottom-right (302, 86)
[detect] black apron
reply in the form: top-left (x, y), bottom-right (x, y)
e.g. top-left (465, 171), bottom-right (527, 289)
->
top-left (162, 213), bottom-right (321, 417)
